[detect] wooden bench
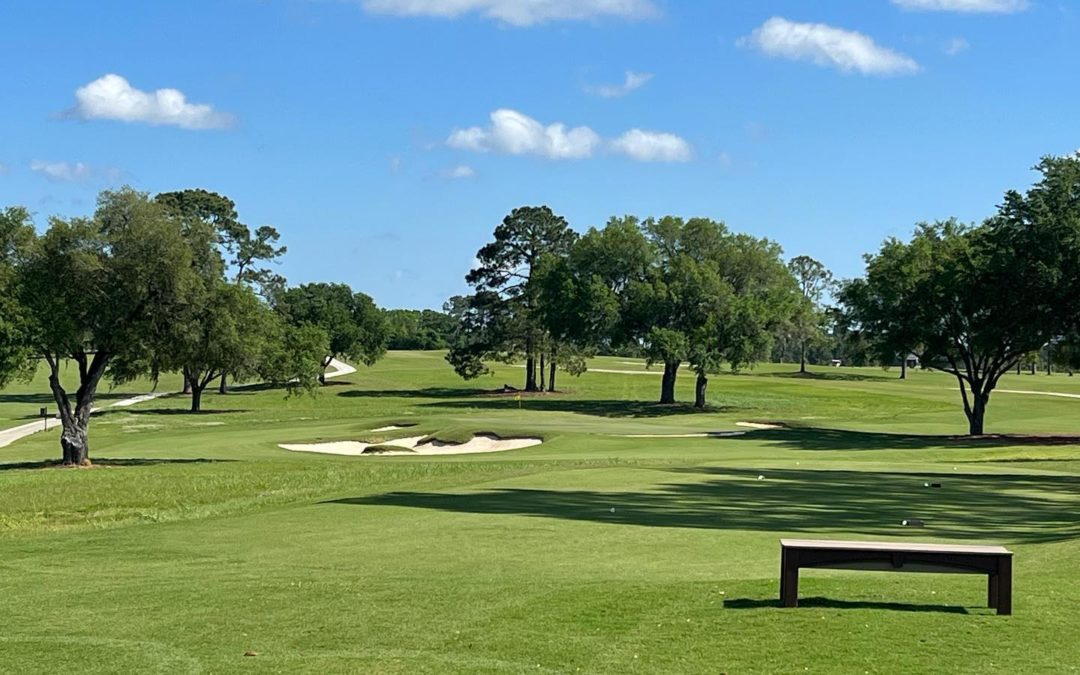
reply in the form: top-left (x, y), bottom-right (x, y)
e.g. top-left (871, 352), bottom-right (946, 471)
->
top-left (780, 539), bottom-right (1013, 615)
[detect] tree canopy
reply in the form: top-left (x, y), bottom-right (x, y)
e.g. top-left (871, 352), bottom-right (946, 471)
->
top-left (277, 282), bottom-right (388, 383)
top-left (842, 156), bottom-right (1080, 435)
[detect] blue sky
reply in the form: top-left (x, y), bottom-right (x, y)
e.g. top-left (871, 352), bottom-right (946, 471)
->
top-left (1, 0), bottom-right (1077, 309)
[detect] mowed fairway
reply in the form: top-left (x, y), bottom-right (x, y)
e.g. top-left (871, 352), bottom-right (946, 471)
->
top-left (1, 352), bottom-right (1079, 673)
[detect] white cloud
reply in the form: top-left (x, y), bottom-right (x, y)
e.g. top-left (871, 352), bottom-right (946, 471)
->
top-left (360, 0), bottom-right (659, 26)
top-left (585, 70), bottom-right (654, 98)
top-left (67, 74), bottom-right (233, 130)
top-left (30, 160), bottom-right (121, 183)
top-left (892, 0), bottom-right (1028, 13)
top-left (740, 17), bottom-right (919, 76)
top-left (448, 109), bottom-right (602, 160)
top-left (447, 109), bottom-right (692, 162)
top-left (945, 37), bottom-right (970, 55)
top-left (611, 129), bottom-right (692, 162)
top-left (439, 164), bottom-right (477, 179)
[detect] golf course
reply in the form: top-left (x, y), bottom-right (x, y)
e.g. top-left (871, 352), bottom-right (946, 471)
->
top-left (2, 351), bottom-right (1078, 673)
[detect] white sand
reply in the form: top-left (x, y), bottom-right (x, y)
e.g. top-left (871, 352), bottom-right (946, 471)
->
top-left (736, 422), bottom-right (783, 430)
top-left (280, 434), bottom-right (542, 457)
top-left (371, 425), bottom-right (408, 432)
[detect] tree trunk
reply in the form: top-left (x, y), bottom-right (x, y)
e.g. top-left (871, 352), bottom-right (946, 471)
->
top-left (60, 424), bottom-right (89, 466)
top-left (694, 371), bottom-right (708, 409)
top-left (182, 373), bottom-right (192, 394)
top-left (660, 360), bottom-right (680, 404)
top-left (1031, 362), bottom-right (1037, 375)
top-left (46, 351), bottom-right (107, 466)
top-left (799, 342), bottom-right (807, 374)
top-left (320, 355), bottom-right (334, 385)
top-left (191, 384), bottom-right (204, 413)
top-left (966, 394), bottom-right (988, 436)
top-left (525, 355), bottom-right (538, 392)
top-left (218, 373), bottom-right (228, 394)
top-left (539, 353), bottom-right (546, 392)
top-left (900, 358), bottom-right (907, 380)
top-left (548, 358), bottom-right (557, 392)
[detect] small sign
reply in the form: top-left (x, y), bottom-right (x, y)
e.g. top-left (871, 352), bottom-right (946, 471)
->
top-left (40, 407), bottom-right (47, 417)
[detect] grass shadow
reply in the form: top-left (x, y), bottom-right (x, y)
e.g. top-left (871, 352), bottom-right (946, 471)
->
top-left (339, 387), bottom-right (500, 400)
top-left (728, 426), bottom-right (1080, 451)
top-left (0, 457), bottom-right (234, 471)
top-left (756, 371), bottom-right (891, 383)
top-left (327, 466), bottom-right (1080, 544)
top-left (96, 408), bottom-right (251, 418)
top-left (0, 391), bottom-right (143, 406)
top-left (723, 597), bottom-right (970, 614)
top-left (424, 398), bottom-right (742, 418)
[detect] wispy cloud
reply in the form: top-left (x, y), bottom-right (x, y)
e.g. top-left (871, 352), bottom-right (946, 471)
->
top-left (944, 37), bottom-right (971, 55)
top-left (585, 71), bottom-right (654, 98)
top-left (740, 17), bottom-right (919, 76)
top-left (360, 0), bottom-right (659, 26)
top-left (64, 74), bottom-right (234, 130)
top-left (447, 109), bottom-right (691, 162)
top-left (439, 164), bottom-right (477, 180)
top-left (30, 160), bottom-right (122, 183)
top-left (892, 0), bottom-right (1028, 13)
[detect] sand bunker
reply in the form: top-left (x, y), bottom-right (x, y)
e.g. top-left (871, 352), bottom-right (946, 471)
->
top-left (736, 422), bottom-right (783, 430)
top-left (280, 433), bottom-right (542, 457)
top-left (371, 425), bottom-right (409, 432)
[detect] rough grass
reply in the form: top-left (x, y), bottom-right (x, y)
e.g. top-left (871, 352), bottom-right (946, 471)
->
top-left (1, 353), bottom-right (1079, 673)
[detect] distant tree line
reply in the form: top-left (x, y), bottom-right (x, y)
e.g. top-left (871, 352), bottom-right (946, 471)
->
top-left (444, 155), bottom-right (1080, 436)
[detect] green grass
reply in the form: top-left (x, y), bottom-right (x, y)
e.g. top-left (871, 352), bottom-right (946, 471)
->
top-left (1, 352), bottom-right (1079, 673)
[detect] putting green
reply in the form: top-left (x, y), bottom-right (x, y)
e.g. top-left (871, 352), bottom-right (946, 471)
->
top-left (1, 352), bottom-right (1078, 673)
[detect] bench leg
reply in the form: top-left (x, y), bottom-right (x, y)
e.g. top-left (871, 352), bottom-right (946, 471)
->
top-left (988, 573), bottom-right (999, 609)
top-left (996, 557), bottom-right (1012, 616)
top-left (780, 549), bottom-right (799, 608)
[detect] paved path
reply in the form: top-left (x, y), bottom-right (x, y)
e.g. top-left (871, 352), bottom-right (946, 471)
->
top-left (0, 358), bottom-right (357, 449)
top-left (997, 389), bottom-right (1080, 400)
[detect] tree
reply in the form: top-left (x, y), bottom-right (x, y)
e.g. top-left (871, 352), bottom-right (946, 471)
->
top-left (448, 206), bottom-right (577, 391)
top-left (613, 216), bottom-right (793, 406)
top-left (384, 309), bottom-right (456, 350)
top-left (6, 189), bottom-right (198, 464)
top-left (156, 190), bottom-right (287, 393)
top-left (170, 282), bottom-right (273, 412)
top-left (787, 256), bottom-right (834, 374)
top-left (844, 156), bottom-right (1080, 435)
top-left (0, 207), bottom-right (36, 388)
top-left (277, 283), bottom-right (388, 383)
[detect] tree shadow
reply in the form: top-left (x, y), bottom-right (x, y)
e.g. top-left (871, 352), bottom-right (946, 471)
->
top-left (0, 457), bottom-right (234, 471)
top-left (423, 398), bottom-right (743, 418)
top-left (338, 387), bottom-right (494, 400)
top-left (326, 467), bottom-right (1080, 544)
top-left (757, 371), bottom-right (890, 383)
top-left (0, 391), bottom-right (141, 406)
top-left (727, 426), bottom-right (1080, 451)
top-left (95, 408), bottom-right (251, 417)
top-left (722, 597), bottom-right (970, 614)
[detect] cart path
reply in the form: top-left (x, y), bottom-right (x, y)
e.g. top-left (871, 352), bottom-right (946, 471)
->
top-left (0, 358), bottom-right (356, 449)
